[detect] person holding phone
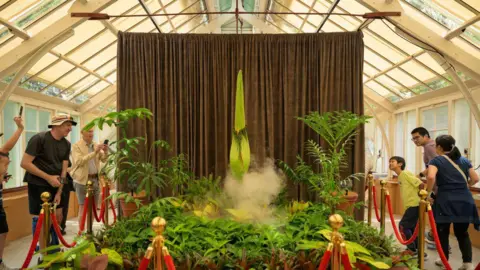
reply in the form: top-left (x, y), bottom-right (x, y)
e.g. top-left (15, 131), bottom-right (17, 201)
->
top-left (21, 114), bottom-right (74, 255)
top-left (0, 115), bottom-right (24, 270)
top-left (70, 128), bottom-right (107, 226)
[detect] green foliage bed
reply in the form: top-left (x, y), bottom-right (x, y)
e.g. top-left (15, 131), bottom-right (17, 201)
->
top-left (99, 198), bottom-right (399, 269)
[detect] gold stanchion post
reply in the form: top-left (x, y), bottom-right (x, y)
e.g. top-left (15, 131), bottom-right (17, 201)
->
top-left (380, 180), bottom-right (387, 234)
top-left (367, 172), bottom-right (374, 225)
top-left (103, 178), bottom-right (109, 226)
top-left (40, 192), bottom-right (51, 255)
top-left (86, 180), bottom-right (94, 235)
top-left (329, 214), bottom-right (344, 270)
top-left (152, 217), bottom-right (166, 270)
top-left (418, 189), bottom-right (428, 269)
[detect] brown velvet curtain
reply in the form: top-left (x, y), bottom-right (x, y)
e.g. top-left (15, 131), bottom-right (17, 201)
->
top-left (117, 32), bottom-right (366, 220)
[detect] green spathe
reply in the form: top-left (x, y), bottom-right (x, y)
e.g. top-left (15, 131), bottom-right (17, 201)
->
top-left (229, 70), bottom-right (251, 180)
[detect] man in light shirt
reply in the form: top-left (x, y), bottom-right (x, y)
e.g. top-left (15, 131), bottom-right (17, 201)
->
top-left (70, 128), bottom-right (107, 225)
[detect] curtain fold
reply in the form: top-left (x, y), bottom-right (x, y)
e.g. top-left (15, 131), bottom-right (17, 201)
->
top-left (117, 32), bottom-right (366, 220)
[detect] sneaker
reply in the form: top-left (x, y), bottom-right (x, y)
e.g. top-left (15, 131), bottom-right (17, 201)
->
top-left (436, 258), bottom-right (449, 269)
top-left (458, 263), bottom-right (474, 270)
top-left (426, 231), bottom-right (436, 244)
top-left (0, 262), bottom-right (16, 270)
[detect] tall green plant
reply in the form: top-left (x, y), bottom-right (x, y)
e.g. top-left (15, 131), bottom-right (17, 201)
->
top-left (293, 111), bottom-right (371, 209)
top-left (229, 70), bottom-right (251, 181)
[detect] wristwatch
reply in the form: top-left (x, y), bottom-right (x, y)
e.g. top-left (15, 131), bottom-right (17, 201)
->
top-left (60, 177), bottom-right (66, 185)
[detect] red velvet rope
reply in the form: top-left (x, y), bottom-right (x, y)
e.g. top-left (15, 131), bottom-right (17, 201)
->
top-left (51, 212), bottom-right (77, 248)
top-left (164, 255), bottom-right (176, 270)
top-left (99, 186), bottom-right (106, 222)
top-left (341, 251), bottom-right (352, 270)
top-left (372, 186), bottom-right (381, 222)
top-left (317, 250), bottom-right (331, 270)
top-left (78, 196), bottom-right (89, 235)
top-left (385, 194), bottom-right (419, 245)
top-left (427, 208), bottom-right (452, 270)
top-left (107, 188), bottom-right (116, 224)
top-left (21, 212), bottom-right (44, 269)
top-left (91, 197), bottom-right (101, 223)
top-left (137, 256), bottom-right (150, 270)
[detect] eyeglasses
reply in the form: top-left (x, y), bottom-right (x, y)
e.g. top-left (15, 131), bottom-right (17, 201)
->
top-left (411, 136), bottom-right (421, 141)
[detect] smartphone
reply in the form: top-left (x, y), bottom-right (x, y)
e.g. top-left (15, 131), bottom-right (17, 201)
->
top-left (19, 106), bottom-right (23, 116)
top-left (103, 139), bottom-right (109, 145)
top-left (0, 133), bottom-right (3, 137)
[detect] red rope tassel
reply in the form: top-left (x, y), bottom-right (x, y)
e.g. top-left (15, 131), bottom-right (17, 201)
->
top-left (317, 248), bottom-right (332, 270)
top-left (51, 212), bottom-right (77, 248)
top-left (372, 186), bottom-right (381, 222)
top-left (386, 194), bottom-right (419, 245)
top-left (427, 208), bottom-right (452, 270)
top-left (22, 212), bottom-right (44, 269)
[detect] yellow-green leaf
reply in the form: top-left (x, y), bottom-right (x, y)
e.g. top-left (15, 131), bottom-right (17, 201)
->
top-left (356, 255), bottom-right (391, 269)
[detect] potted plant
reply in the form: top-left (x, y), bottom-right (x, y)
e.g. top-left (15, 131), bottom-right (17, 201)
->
top-left (292, 110), bottom-right (371, 214)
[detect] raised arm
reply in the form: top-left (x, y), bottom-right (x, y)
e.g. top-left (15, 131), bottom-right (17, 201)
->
top-left (0, 117), bottom-right (24, 153)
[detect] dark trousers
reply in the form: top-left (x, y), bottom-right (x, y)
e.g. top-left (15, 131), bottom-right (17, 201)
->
top-left (399, 206), bottom-right (419, 251)
top-left (437, 223), bottom-right (472, 262)
top-left (60, 189), bottom-right (71, 231)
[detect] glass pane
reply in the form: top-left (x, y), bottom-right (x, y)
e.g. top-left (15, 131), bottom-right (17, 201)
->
top-left (71, 115), bottom-right (80, 144)
top-left (25, 107), bottom-right (37, 131)
top-left (38, 110), bottom-right (51, 132)
top-left (422, 109), bottom-right (435, 131)
top-left (395, 113), bottom-right (404, 157)
top-left (406, 110), bottom-right (417, 172)
top-left (3, 101), bottom-right (20, 188)
top-left (454, 99), bottom-right (470, 156)
top-left (436, 105), bottom-right (449, 130)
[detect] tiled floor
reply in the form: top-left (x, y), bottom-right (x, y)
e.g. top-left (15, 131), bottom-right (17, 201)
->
top-left (2, 213), bottom-right (480, 269)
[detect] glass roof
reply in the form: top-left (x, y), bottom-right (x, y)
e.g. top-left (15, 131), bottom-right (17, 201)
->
top-left (0, 0), bottom-right (478, 110)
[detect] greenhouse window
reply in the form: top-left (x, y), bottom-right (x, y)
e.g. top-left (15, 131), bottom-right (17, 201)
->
top-left (14, 0), bottom-right (68, 29)
top-left (73, 94), bottom-right (90, 104)
top-left (404, 0), bottom-right (463, 30)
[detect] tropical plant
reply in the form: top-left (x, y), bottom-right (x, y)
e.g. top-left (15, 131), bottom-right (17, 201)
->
top-left (101, 197), bottom-right (398, 270)
top-left (31, 238), bottom-right (123, 270)
top-left (280, 111), bottom-right (371, 210)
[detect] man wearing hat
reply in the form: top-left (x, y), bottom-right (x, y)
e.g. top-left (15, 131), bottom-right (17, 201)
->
top-left (21, 114), bottom-right (76, 253)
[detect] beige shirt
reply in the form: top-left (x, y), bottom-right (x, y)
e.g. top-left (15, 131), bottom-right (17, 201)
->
top-left (70, 139), bottom-right (107, 185)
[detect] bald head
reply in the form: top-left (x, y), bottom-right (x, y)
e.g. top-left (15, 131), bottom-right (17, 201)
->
top-left (82, 128), bottom-right (94, 144)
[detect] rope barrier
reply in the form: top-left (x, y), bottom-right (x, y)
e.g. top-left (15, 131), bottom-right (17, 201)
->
top-left (106, 187), bottom-right (116, 224)
top-left (138, 247), bottom-right (153, 270)
top-left (21, 211), bottom-right (44, 269)
top-left (372, 186), bottom-right (381, 222)
top-left (91, 196), bottom-right (102, 223)
top-left (385, 194), bottom-right (419, 245)
top-left (340, 243), bottom-right (352, 270)
top-left (163, 247), bottom-right (176, 270)
top-left (317, 244), bottom-right (332, 270)
top-left (78, 196), bottom-right (88, 233)
top-left (50, 212), bottom-right (77, 248)
top-left (427, 206), bottom-right (452, 270)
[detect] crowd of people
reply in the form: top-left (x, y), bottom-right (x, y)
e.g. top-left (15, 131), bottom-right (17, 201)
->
top-left (390, 127), bottom-right (480, 270)
top-left (0, 114), bottom-right (107, 270)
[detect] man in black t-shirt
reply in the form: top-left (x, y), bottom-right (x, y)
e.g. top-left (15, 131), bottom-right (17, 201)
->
top-left (21, 114), bottom-right (76, 252)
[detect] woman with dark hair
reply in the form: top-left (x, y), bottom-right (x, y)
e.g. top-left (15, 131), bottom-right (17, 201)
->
top-left (427, 135), bottom-right (479, 270)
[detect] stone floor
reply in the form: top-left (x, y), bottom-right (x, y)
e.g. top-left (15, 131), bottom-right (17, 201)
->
top-left (2, 212), bottom-right (480, 269)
